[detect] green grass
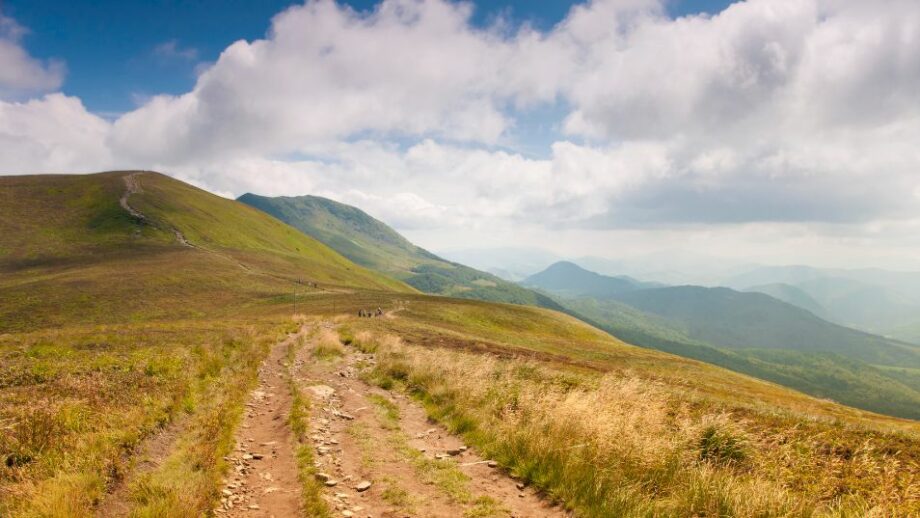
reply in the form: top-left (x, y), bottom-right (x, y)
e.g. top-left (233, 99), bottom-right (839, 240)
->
top-left (238, 192), bottom-right (565, 310)
top-left (0, 172), bottom-right (411, 333)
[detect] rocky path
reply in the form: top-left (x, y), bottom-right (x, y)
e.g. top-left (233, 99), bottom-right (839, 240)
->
top-left (215, 329), bottom-right (305, 517)
top-left (119, 172), bottom-right (146, 221)
top-left (120, 172), bottom-right (193, 247)
top-left (292, 323), bottom-right (571, 518)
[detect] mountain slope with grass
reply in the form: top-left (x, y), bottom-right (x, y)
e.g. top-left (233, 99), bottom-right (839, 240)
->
top-left (0, 172), bottom-right (410, 332)
top-left (611, 285), bottom-right (920, 366)
top-left (743, 282), bottom-right (828, 318)
top-left (238, 192), bottom-right (563, 310)
top-left (2, 172), bottom-right (919, 517)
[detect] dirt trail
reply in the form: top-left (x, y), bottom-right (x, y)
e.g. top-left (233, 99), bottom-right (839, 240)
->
top-left (293, 322), bottom-right (570, 518)
top-left (215, 329), bottom-right (306, 517)
top-left (120, 172), bottom-right (193, 247)
top-left (119, 172), bottom-right (146, 221)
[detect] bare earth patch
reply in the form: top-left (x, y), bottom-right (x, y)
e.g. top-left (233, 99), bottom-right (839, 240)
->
top-left (216, 330), bottom-right (305, 517)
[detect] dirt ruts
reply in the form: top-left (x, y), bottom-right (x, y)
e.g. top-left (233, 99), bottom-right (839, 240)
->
top-left (292, 322), bottom-right (571, 518)
top-left (216, 328), bottom-right (307, 517)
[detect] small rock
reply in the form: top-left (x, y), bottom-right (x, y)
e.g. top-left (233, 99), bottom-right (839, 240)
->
top-left (487, 460), bottom-right (498, 468)
top-left (355, 481), bottom-right (372, 492)
top-left (342, 511), bottom-right (354, 517)
top-left (315, 472), bottom-right (331, 482)
top-left (516, 482), bottom-right (526, 490)
top-left (248, 504), bottom-right (260, 510)
top-left (325, 479), bottom-right (339, 487)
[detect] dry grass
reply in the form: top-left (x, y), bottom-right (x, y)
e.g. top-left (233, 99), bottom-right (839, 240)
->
top-left (0, 319), bottom-right (283, 517)
top-left (363, 331), bottom-right (920, 517)
top-left (312, 329), bottom-right (345, 359)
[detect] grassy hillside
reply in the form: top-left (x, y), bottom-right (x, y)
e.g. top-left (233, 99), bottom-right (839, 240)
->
top-left (3, 172), bottom-right (919, 517)
top-left (0, 172), bottom-right (409, 332)
top-left (238, 193), bottom-right (564, 310)
top-left (0, 171), bottom-right (414, 516)
top-left (337, 296), bottom-right (920, 516)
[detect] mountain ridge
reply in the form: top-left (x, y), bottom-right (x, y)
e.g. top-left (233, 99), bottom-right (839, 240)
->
top-left (238, 192), bottom-right (566, 311)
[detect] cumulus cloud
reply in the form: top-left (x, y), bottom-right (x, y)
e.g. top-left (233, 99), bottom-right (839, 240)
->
top-left (3, 0), bottom-right (920, 263)
top-left (0, 13), bottom-right (64, 99)
top-left (0, 94), bottom-right (111, 173)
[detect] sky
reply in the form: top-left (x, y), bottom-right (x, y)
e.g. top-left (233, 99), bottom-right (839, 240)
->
top-left (2, 0), bottom-right (920, 272)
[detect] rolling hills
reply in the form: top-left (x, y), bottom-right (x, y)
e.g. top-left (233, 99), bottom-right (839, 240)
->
top-left (728, 264), bottom-right (920, 340)
top-left (2, 171), bottom-right (919, 517)
top-left (238, 193), bottom-right (563, 310)
top-left (527, 261), bottom-right (920, 418)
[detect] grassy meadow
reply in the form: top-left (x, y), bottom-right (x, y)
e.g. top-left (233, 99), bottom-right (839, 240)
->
top-left (343, 308), bottom-right (920, 517)
top-left (0, 319), bottom-right (289, 517)
top-left (2, 171), bottom-right (920, 517)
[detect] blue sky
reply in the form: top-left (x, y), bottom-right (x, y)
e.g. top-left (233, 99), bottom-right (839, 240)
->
top-left (5, 0), bottom-right (734, 114)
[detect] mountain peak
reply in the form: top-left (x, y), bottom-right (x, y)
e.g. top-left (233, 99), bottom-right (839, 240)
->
top-left (525, 261), bottom-right (653, 298)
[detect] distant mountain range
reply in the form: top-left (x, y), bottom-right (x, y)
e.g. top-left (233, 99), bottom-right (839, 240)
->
top-left (238, 193), bottom-right (564, 311)
top-left (525, 261), bottom-right (920, 419)
top-left (727, 265), bottom-right (920, 342)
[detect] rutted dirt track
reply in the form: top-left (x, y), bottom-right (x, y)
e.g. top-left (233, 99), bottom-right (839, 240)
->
top-left (217, 322), bottom-right (570, 517)
top-left (216, 330), bottom-right (304, 517)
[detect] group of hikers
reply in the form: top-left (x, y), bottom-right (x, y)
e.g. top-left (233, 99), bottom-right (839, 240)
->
top-left (357, 307), bottom-right (384, 318)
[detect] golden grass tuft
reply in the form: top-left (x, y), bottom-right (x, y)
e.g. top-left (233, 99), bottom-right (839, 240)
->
top-left (312, 329), bottom-right (345, 359)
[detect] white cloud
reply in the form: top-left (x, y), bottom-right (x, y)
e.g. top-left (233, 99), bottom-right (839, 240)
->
top-left (0, 14), bottom-right (64, 99)
top-left (3, 0), bottom-right (920, 267)
top-left (153, 39), bottom-right (199, 61)
top-left (0, 94), bottom-right (111, 173)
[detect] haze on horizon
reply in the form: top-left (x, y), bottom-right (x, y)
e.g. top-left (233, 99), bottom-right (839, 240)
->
top-left (2, 0), bottom-right (920, 271)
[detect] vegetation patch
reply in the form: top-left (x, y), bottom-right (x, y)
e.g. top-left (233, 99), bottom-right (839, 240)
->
top-left (365, 331), bottom-right (920, 517)
top-left (312, 329), bottom-right (345, 360)
top-left (0, 320), bottom-right (280, 517)
top-left (287, 331), bottom-right (331, 518)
